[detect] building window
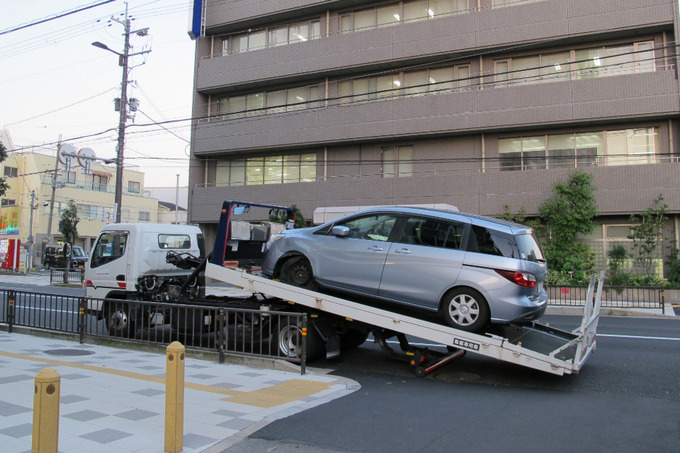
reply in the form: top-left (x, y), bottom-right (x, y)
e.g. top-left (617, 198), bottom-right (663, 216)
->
top-left (138, 211), bottom-right (150, 222)
top-left (3, 166), bottom-right (18, 178)
top-left (492, 0), bottom-right (546, 8)
top-left (382, 145), bottom-right (413, 178)
top-left (217, 85), bottom-right (321, 119)
top-left (128, 181), bottom-right (140, 193)
top-left (498, 128), bottom-right (659, 171)
top-left (494, 41), bottom-right (657, 87)
top-left (341, 1), bottom-right (470, 33)
top-left (92, 174), bottom-right (108, 192)
top-left (218, 153), bottom-right (316, 187)
top-left (222, 20), bottom-right (320, 56)
top-left (1, 199), bottom-right (16, 207)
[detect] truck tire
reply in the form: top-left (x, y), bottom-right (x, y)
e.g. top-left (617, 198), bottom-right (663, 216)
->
top-left (280, 256), bottom-right (318, 291)
top-left (105, 301), bottom-right (137, 338)
top-left (340, 329), bottom-right (369, 350)
top-left (440, 288), bottom-right (489, 333)
top-left (275, 320), bottom-right (322, 361)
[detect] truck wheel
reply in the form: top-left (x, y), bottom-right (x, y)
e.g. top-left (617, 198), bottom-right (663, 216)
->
top-left (276, 320), bottom-right (321, 360)
top-left (441, 288), bottom-right (489, 333)
top-left (340, 329), bottom-right (369, 350)
top-left (106, 301), bottom-right (137, 338)
top-left (280, 257), bottom-right (318, 291)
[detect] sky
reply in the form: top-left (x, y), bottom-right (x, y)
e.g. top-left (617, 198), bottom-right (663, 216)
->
top-left (0, 0), bottom-right (196, 188)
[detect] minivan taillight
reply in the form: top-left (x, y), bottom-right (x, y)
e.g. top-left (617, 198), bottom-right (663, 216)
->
top-left (495, 270), bottom-right (537, 288)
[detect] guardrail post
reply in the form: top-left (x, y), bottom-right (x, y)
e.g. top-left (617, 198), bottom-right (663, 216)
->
top-left (32, 367), bottom-right (60, 453)
top-left (7, 290), bottom-right (15, 333)
top-left (300, 314), bottom-right (307, 376)
top-left (78, 298), bottom-right (86, 343)
top-left (217, 309), bottom-right (226, 364)
top-left (165, 341), bottom-right (185, 453)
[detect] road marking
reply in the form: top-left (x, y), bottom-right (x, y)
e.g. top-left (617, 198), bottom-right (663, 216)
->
top-left (0, 349), bottom-right (331, 408)
top-left (597, 333), bottom-right (680, 341)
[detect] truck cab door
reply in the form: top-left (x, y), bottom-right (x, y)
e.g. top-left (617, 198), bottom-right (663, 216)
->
top-left (87, 230), bottom-right (131, 298)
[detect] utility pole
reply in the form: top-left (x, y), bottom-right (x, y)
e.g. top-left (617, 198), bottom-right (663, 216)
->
top-left (27, 190), bottom-right (37, 272)
top-left (92, 3), bottom-right (149, 223)
top-left (46, 137), bottom-right (61, 256)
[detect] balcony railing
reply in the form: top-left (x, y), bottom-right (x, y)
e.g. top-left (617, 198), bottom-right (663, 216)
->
top-left (40, 175), bottom-right (152, 197)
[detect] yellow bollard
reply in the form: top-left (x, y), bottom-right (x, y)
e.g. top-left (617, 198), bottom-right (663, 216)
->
top-left (165, 341), bottom-right (185, 453)
top-left (32, 367), bottom-right (60, 453)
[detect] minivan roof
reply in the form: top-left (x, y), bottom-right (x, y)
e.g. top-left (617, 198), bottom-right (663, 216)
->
top-left (343, 206), bottom-right (533, 233)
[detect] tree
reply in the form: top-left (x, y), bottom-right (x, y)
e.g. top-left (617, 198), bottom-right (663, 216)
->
top-left (538, 170), bottom-right (599, 283)
top-left (0, 141), bottom-right (9, 196)
top-left (269, 204), bottom-right (306, 228)
top-left (628, 195), bottom-right (667, 276)
top-left (58, 200), bottom-right (80, 280)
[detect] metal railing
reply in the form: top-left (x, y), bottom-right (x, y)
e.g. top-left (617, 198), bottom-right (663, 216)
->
top-left (547, 285), bottom-right (664, 310)
top-left (0, 290), bottom-right (307, 373)
top-left (49, 268), bottom-right (85, 284)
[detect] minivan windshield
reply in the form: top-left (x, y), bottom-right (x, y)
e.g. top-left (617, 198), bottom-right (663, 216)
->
top-left (516, 233), bottom-right (545, 262)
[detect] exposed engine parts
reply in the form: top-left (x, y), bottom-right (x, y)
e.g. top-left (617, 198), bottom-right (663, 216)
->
top-left (165, 251), bottom-right (203, 270)
top-left (136, 274), bottom-right (202, 302)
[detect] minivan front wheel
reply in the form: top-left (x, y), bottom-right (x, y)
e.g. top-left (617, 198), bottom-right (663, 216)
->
top-left (280, 256), bottom-right (318, 291)
top-left (441, 288), bottom-right (489, 332)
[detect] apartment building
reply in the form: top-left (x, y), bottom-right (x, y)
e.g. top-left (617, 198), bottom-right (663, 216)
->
top-left (1, 145), bottom-right (158, 268)
top-left (188, 0), bottom-right (680, 269)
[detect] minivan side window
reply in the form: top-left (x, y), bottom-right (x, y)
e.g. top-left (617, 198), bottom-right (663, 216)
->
top-left (466, 225), bottom-right (519, 258)
top-left (398, 217), bottom-right (465, 249)
top-left (91, 232), bottom-right (128, 268)
top-left (339, 214), bottom-right (397, 241)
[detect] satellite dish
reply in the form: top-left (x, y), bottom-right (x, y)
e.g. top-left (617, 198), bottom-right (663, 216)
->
top-left (57, 144), bottom-right (77, 165)
top-left (77, 147), bottom-right (96, 174)
top-left (77, 147), bottom-right (96, 166)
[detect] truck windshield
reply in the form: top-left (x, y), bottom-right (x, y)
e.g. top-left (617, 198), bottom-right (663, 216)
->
top-left (91, 231), bottom-right (128, 268)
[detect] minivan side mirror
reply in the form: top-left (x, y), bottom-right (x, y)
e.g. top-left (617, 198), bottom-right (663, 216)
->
top-left (332, 225), bottom-right (350, 238)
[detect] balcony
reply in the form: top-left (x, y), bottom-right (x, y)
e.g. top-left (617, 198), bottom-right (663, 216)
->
top-left (40, 175), bottom-right (152, 197)
top-left (196, 0), bottom-right (674, 92)
top-left (193, 70), bottom-right (680, 156)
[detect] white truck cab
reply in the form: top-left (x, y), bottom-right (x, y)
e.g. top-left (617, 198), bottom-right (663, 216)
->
top-left (85, 223), bottom-right (204, 334)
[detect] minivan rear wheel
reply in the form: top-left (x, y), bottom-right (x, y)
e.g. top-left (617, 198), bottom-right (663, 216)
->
top-left (441, 288), bottom-right (489, 332)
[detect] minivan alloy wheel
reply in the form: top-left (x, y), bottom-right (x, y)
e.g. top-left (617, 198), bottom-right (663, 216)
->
top-left (442, 288), bottom-right (489, 332)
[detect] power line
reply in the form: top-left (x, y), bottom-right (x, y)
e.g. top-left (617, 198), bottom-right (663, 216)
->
top-left (0, 0), bottom-right (116, 36)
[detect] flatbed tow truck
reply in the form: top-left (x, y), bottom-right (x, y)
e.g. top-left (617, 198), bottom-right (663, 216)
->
top-left (86, 200), bottom-right (600, 377)
top-left (204, 201), bottom-right (602, 377)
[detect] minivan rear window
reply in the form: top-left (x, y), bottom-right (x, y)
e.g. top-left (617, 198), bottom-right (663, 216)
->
top-left (515, 232), bottom-right (545, 262)
top-left (466, 225), bottom-right (520, 258)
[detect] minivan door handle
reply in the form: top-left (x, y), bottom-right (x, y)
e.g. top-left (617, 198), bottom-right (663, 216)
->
top-left (367, 245), bottom-right (384, 252)
top-left (116, 274), bottom-right (125, 281)
top-left (394, 248), bottom-right (412, 255)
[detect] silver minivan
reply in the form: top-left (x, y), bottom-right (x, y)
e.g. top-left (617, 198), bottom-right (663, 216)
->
top-left (262, 207), bottom-right (547, 333)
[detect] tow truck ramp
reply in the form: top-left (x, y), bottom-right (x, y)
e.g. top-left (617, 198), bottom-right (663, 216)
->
top-left (206, 263), bottom-right (602, 376)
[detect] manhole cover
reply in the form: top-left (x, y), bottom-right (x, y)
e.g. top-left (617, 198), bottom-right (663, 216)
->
top-left (44, 349), bottom-right (95, 356)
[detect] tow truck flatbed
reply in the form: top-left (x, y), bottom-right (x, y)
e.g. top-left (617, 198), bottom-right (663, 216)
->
top-left (206, 263), bottom-right (602, 376)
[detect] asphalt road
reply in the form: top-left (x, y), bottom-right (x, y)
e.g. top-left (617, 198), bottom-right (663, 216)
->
top-left (4, 282), bottom-right (678, 452)
top-left (225, 315), bottom-right (680, 453)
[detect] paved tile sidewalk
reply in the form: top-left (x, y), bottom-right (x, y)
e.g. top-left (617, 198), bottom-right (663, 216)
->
top-left (0, 331), bottom-right (359, 453)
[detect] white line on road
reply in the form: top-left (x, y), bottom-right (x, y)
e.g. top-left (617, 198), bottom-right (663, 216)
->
top-left (597, 333), bottom-right (680, 341)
